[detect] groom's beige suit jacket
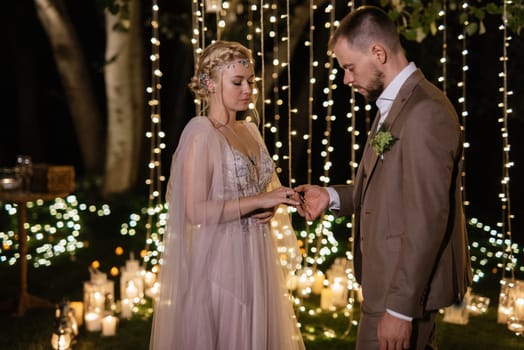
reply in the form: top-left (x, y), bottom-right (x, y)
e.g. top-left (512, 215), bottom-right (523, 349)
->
top-left (334, 69), bottom-right (472, 318)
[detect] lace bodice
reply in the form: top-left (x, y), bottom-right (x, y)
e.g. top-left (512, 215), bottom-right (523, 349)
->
top-left (224, 143), bottom-right (274, 197)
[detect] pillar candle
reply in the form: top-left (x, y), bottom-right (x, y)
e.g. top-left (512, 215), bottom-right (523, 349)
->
top-left (311, 271), bottom-right (325, 295)
top-left (85, 311), bottom-right (102, 332)
top-left (331, 279), bottom-right (347, 308)
top-left (126, 281), bottom-right (139, 300)
top-left (120, 298), bottom-right (132, 319)
top-left (320, 287), bottom-right (333, 311)
top-left (102, 315), bottom-right (117, 336)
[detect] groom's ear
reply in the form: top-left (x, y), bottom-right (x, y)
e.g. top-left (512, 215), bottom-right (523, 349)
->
top-left (371, 44), bottom-right (387, 64)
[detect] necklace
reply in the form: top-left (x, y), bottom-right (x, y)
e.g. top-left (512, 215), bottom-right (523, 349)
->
top-left (207, 115), bottom-right (227, 129)
top-left (208, 116), bottom-right (257, 166)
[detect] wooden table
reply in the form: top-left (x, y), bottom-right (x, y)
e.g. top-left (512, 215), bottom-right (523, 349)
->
top-left (0, 190), bottom-right (69, 316)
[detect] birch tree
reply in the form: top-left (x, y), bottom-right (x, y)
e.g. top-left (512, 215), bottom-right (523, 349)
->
top-left (102, 0), bottom-right (145, 195)
top-left (34, 0), bottom-right (104, 174)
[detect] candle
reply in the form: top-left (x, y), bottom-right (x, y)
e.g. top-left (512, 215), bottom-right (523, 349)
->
top-left (120, 298), bottom-right (132, 319)
top-left (102, 315), bottom-right (117, 336)
top-left (126, 281), bottom-right (139, 300)
top-left (311, 271), bottom-right (325, 295)
top-left (331, 278), bottom-right (347, 308)
top-left (93, 291), bottom-right (105, 310)
top-left (320, 287), bottom-right (333, 310)
top-left (498, 305), bottom-right (512, 324)
top-left (51, 332), bottom-right (72, 350)
top-left (507, 320), bottom-right (524, 333)
top-left (514, 298), bottom-right (524, 319)
top-left (69, 301), bottom-right (84, 326)
top-left (85, 311), bottom-right (102, 332)
top-left (145, 282), bottom-right (160, 299)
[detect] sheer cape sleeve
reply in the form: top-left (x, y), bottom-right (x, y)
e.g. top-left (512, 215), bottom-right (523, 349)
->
top-left (149, 117), bottom-right (239, 349)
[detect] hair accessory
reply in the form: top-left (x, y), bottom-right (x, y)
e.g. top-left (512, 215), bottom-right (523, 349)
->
top-left (237, 58), bottom-right (250, 67)
top-left (224, 59), bottom-right (252, 70)
top-left (199, 73), bottom-right (210, 90)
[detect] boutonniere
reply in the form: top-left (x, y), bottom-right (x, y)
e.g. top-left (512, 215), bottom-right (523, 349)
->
top-left (370, 124), bottom-right (398, 157)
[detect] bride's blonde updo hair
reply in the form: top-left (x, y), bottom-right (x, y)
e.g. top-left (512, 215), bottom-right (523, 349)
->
top-left (188, 40), bottom-right (254, 100)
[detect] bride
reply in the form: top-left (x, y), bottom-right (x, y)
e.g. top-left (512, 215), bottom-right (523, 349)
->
top-left (149, 40), bottom-right (306, 350)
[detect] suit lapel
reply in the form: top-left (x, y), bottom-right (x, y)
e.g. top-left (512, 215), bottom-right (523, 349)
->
top-left (357, 69), bottom-right (425, 202)
top-left (381, 69), bottom-right (424, 131)
top-left (357, 112), bottom-right (380, 198)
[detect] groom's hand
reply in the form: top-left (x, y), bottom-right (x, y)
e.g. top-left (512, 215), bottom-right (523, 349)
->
top-left (293, 184), bottom-right (330, 221)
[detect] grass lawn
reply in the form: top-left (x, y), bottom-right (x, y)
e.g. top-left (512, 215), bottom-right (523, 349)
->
top-left (0, 194), bottom-right (523, 349)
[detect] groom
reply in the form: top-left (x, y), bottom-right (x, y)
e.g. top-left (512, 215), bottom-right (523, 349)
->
top-left (294, 5), bottom-right (472, 350)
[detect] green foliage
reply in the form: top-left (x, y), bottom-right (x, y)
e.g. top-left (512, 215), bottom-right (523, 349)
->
top-left (380, 0), bottom-right (524, 42)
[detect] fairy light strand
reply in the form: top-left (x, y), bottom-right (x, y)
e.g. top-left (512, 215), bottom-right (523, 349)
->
top-left (246, 1), bottom-right (256, 55)
top-left (191, 0), bottom-right (203, 115)
top-left (306, 0), bottom-right (315, 187)
top-left (259, 1), bottom-right (266, 134)
top-left (141, 0), bottom-right (166, 269)
top-left (269, 1), bottom-right (283, 174)
top-left (438, 0), bottom-right (448, 93)
top-left (458, 1), bottom-right (470, 208)
top-left (498, 0), bottom-right (515, 281)
top-left (285, 0), bottom-right (293, 187)
top-left (320, 1), bottom-right (335, 189)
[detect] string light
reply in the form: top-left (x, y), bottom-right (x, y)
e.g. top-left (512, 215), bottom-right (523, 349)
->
top-left (258, 1), bottom-right (266, 132)
top-left (459, 1), bottom-right (470, 208)
top-left (438, 1), bottom-right (448, 93)
top-left (137, 0), bottom-right (167, 270)
top-left (285, 0), bottom-right (293, 187)
top-left (498, 0), bottom-right (516, 281)
top-left (0, 196), bottom-right (110, 267)
top-left (268, 0), bottom-right (283, 173)
top-left (192, 0), bottom-right (204, 115)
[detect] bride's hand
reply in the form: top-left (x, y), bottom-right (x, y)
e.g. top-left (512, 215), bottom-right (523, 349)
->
top-left (251, 209), bottom-right (274, 224)
top-left (257, 186), bottom-right (299, 209)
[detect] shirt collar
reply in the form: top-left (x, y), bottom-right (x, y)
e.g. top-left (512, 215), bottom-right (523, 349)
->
top-left (376, 62), bottom-right (417, 117)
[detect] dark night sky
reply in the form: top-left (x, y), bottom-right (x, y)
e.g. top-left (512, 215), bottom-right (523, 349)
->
top-left (0, 0), bottom-right (522, 243)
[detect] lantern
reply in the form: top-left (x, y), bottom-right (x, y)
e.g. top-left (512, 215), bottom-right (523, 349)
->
top-left (443, 299), bottom-right (469, 325)
top-left (497, 278), bottom-right (524, 324)
top-left (506, 280), bottom-right (524, 334)
top-left (83, 268), bottom-right (114, 332)
top-left (120, 254), bottom-right (145, 304)
top-left (51, 330), bottom-right (72, 350)
top-left (467, 293), bottom-right (490, 316)
top-left (325, 258), bottom-right (350, 308)
top-left (51, 301), bottom-right (76, 350)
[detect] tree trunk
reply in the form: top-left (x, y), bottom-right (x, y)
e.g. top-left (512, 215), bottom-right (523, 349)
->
top-left (34, 0), bottom-right (104, 175)
top-left (102, 0), bottom-right (145, 195)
